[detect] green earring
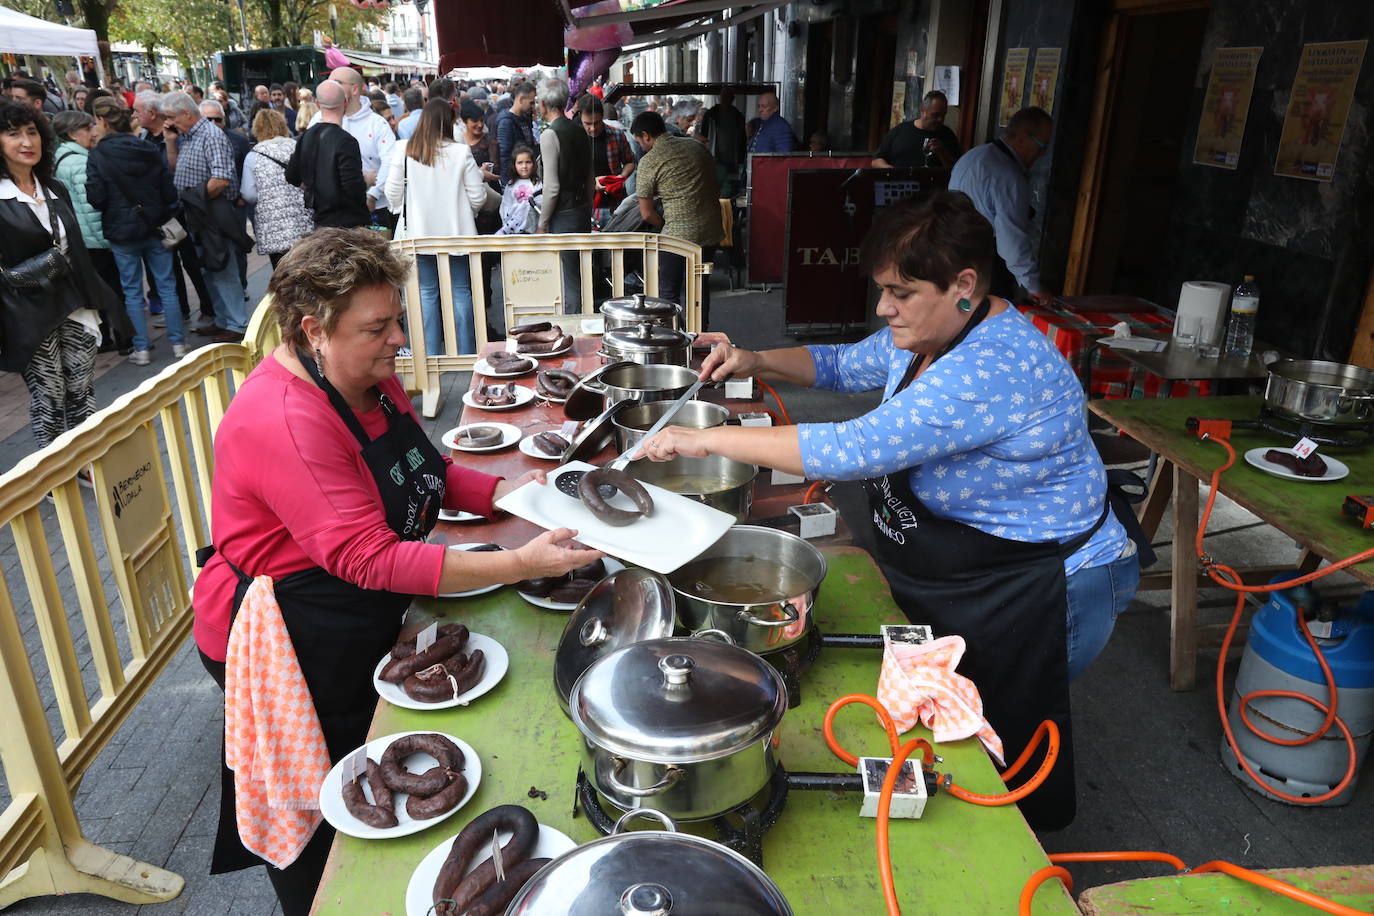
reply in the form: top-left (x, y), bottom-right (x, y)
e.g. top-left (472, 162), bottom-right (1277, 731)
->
top-left (957, 298), bottom-right (973, 312)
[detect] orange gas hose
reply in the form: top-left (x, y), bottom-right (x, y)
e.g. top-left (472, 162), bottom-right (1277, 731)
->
top-left (803, 481), bottom-right (829, 505)
top-left (1190, 861), bottom-right (1373, 916)
top-left (758, 380), bottom-right (792, 425)
top-left (944, 719), bottom-right (1060, 805)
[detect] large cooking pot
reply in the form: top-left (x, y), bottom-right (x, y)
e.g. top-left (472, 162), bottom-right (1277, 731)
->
top-left (565, 361), bottom-right (700, 420)
top-left (612, 399), bottom-right (729, 453)
top-left (601, 322), bottom-right (692, 367)
top-left (628, 454), bottom-right (756, 525)
top-left (601, 293), bottom-right (683, 332)
top-left (1264, 359), bottom-right (1374, 428)
top-left (570, 636), bottom-right (787, 821)
top-left (506, 809), bottom-right (794, 915)
top-left (666, 526), bottom-right (825, 655)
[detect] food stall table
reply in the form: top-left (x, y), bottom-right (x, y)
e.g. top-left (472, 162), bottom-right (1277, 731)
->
top-left (1087, 395), bottom-right (1373, 691)
top-left (309, 547), bottom-right (1078, 915)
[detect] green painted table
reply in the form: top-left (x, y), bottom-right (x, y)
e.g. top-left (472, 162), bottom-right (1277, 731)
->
top-left (309, 548), bottom-right (1078, 915)
top-left (1088, 395), bottom-right (1374, 690)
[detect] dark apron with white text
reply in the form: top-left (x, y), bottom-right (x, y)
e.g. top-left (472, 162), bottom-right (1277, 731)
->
top-left (209, 353), bottom-right (446, 874)
top-left (864, 300), bottom-right (1103, 831)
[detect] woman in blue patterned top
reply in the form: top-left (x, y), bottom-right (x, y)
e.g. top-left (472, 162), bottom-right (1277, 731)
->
top-left (643, 191), bottom-right (1139, 830)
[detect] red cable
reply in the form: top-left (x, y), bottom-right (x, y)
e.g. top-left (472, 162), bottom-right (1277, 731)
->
top-left (758, 380), bottom-right (792, 425)
top-left (803, 481), bottom-right (829, 505)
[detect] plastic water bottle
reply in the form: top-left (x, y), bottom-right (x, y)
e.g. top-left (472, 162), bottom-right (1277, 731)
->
top-left (1225, 275), bottom-right (1259, 358)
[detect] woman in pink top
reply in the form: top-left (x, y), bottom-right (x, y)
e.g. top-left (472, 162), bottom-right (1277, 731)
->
top-left (192, 228), bottom-right (596, 915)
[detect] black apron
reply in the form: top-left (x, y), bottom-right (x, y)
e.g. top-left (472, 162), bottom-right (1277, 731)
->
top-left (209, 351), bottom-right (447, 875)
top-left (865, 299), bottom-right (1104, 832)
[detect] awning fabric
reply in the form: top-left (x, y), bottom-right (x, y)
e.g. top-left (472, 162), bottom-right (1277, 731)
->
top-left (337, 47), bottom-right (438, 75)
top-left (434, 0), bottom-right (565, 70)
top-left (0, 4), bottom-right (99, 57)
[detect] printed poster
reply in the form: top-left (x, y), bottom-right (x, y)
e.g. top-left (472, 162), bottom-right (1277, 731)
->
top-left (1274, 39), bottom-right (1368, 181)
top-left (1194, 46), bottom-right (1262, 169)
top-left (890, 82), bottom-right (907, 128)
top-left (999, 48), bottom-right (1029, 126)
top-left (1029, 48), bottom-right (1061, 113)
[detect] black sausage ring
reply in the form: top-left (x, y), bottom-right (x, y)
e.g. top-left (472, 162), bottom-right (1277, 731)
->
top-left (380, 628), bottom-right (470, 683)
top-left (405, 770), bottom-right (469, 820)
top-left (458, 425), bottom-right (503, 448)
top-left (402, 650), bottom-right (486, 703)
top-left (464, 857), bottom-right (552, 916)
top-left (432, 805), bottom-right (541, 916)
top-left (340, 758), bottom-right (398, 829)
top-left (532, 432), bottom-right (569, 456)
top-left (390, 624), bottom-right (466, 661)
top-left (579, 467), bottom-right (654, 526)
top-left (516, 327), bottom-right (563, 345)
top-left (378, 733), bottom-right (465, 797)
top-left (508, 321), bottom-right (551, 336)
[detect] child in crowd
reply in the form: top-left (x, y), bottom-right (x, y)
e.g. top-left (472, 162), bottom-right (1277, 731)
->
top-left (497, 144), bottom-right (541, 235)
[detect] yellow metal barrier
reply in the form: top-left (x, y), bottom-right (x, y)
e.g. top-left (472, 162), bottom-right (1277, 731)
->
top-left (0, 344), bottom-right (252, 908)
top-left (391, 233), bottom-right (710, 417)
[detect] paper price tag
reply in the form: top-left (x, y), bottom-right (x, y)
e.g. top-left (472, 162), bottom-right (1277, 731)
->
top-left (505, 338), bottom-right (518, 352)
top-left (738, 412), bottom-right (773, 428)
top-left (560, 360), bottom-right (578, 371)
top-left (1293, 437), bottom-right (1319, 460)
top-left (560, 420), bottom-right (581, 439)
top-left (724, 377), bottom-right (754, 399)
top-left (346, 746), bottom-right (368, 782)
top-left (416, 621), bottom-right (438, 654)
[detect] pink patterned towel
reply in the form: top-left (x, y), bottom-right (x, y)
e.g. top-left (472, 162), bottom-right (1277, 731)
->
top-left (876, 634), bottom-right (1005, 766)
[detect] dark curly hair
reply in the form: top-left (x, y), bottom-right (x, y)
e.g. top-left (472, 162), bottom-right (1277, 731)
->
top-left (0, 99), bottom-right (56, 186)
top-left (858, 189), bottom-right (998, 294)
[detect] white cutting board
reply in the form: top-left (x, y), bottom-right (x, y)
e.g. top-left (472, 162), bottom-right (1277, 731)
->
top-left (494, 460), bottom-right (734, 574)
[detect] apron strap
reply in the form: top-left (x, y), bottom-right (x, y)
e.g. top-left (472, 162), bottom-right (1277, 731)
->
top-left (894, 295), bottom-right (993, 395)
top-left (296, 347), bottom-right (381, 449)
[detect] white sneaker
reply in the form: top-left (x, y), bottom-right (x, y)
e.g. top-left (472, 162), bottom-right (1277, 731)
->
top-left (128, 350), bottom-right (151, 366)
top-left (172, 343), bottom-right (188, 358)
top-left (151, 313), bottom-right (166, 328)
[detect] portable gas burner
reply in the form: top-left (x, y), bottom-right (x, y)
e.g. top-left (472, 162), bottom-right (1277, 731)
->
top-left (1188, 410), bottom-right (1374, 447)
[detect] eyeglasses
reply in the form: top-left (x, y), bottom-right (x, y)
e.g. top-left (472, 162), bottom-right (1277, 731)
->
top-left (1030, 134), bottom-right (1050, 150)
top-left (207, 117), bottom-right (224, 123)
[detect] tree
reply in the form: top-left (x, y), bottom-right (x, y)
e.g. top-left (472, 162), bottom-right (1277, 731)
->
top-left (111, 0), bottom-right (234, 73)
top-left (248, 0), bottom-right (382, 48)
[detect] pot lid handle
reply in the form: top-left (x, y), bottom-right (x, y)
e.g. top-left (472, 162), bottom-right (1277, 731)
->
top-left (659, 653), bottom-right (695, 687)
top-left (580, 617), bottom-right (610, 647)
top-left (621, 883), bottom-right (673, 916)
top-left (611, 808), bottom-right (679, 835)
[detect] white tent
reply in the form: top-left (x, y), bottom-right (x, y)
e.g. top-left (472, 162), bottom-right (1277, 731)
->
top-left (0, 4), bottom-right (104, 82)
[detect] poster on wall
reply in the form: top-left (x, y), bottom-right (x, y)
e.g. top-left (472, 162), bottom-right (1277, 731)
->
top-left (998, 48), bottom-right (1029, 126)
top-left (890, 82), bottom-right (907, 128)
top-left (1274, 39), bottom-right (1368, 181)
top-left (1029, 48), bottom-right (1061, 113)
top-left (1193, 46), bottom-right (1262, 169)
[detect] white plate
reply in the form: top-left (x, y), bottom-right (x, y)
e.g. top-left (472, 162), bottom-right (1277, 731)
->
top-left (1243, 447), bottom-right (1349, 482)
top-left (581, 317), bottom-right (605, 336)
top-left (474, 356), bottom-right (536, 377)
top-left (517, 342), bottom-right (574, 360)
top-left (494, 460), bottom-right (736, 574)
top-left (442, 423), bottom-right (521, 453)
top-left (439, 508), bottom-right (483, 523)
top-left (439, 543), bottom-right (509, 597)
top-left (406, 823), bottom-right (575, 916)
top-left (371, 632), bottom-right (509, 710)
top-left (519, 432), bottom-right (570, 461)
top-left (462, 386), bottom-right (536, 412)
top-left (318, 731), bottom-right (480, 839)
top-left (516, 558), bottom-right (626, 611)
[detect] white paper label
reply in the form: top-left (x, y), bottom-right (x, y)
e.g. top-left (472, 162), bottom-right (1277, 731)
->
top-left (561, 360), bottom-right (578, 370)
top-left (505, 338), bottom-right (518, 352)
top-left (1307, 619), bottom-right (1334, 639)
top-left (1293, 437), bottom-right (1318, 460)
top-left (560, 420), bottom-right (581, 439)
top-left (724, 377), bottom-right (754, 399)
top-left (416, 622), bottom-right (438, 654)
top-left (739, 412), bottom-right (773, 428)
top-left (789, 502), bottom-right (837, 538)
top-left (346, 746), bottom-right (368, 782)
top-left (771, 468), bottom-right (805, 486)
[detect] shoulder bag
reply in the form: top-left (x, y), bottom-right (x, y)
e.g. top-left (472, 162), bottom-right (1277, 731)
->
top-left (99, 153), bottom-right (188, 248)
top-left (0, 194), bottom-right (71, 291)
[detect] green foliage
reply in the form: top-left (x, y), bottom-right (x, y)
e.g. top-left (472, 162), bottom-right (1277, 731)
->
top-left (111, 0), bottom-right (232, 67)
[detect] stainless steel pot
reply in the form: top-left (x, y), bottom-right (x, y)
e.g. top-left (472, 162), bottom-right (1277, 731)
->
top-left (601, 322), bottom-right (692, 367)
top-left (666, 526), bottom-right (825, 655)
top-left (601, 293), bottom-right (683, 332)
top-left (629, 454), bottom-right (756, 525)
top-left (612, 399), bottom-right (729, 453)
top-left (506, 809), bottom-right (794, 915)
top-left (1264, 359), bottom-right (1374, 427)
top-left (570, 636), bottom-right (787, 821)
top-left (566, 363), bottom-right (701, 420)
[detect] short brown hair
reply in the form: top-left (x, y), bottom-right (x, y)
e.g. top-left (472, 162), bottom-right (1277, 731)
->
top-left (92, 96), bottom-right (133, 134)
top-left (858, 190), bottom-right (997, 293)
top-left (252, 107), bottom-right (289, 141)
top-left (268, 228), bottom-right (410, 350)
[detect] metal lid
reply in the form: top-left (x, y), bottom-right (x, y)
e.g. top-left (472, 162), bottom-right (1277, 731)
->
top-left (570, 637), bottom-right (787, 763)
top-left (601, 294), bottom-right (683, 326)
top-left (554, 569), bottom-right (676, 715)
top-left (506, 810), bottom-right (794, 916)
top-left (603, 322), bottom-right (692, 357)
top-left (562, 399), bottom-right (631, 463)
top-left (564, 360), bottom-right (637, 420)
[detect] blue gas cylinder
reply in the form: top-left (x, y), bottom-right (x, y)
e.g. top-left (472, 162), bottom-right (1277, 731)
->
top-left (1221, 575), bottom-right (1374, 805)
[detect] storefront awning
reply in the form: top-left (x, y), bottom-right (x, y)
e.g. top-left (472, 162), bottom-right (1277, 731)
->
top-left (434, 0), bottom-right (566, 71)
top-left (557, 0), bottom-right (790, 50)
top-left (337, 48), bottom-right (438, 75)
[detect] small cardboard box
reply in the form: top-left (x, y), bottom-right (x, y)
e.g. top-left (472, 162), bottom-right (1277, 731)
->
top-left (858, 756), bottom-right (927, 819)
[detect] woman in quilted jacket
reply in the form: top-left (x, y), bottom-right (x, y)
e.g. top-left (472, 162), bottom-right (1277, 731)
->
top-left (241, 109), bottom-right (312, 269)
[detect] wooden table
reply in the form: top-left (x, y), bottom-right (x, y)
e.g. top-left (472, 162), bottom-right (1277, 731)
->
top-left (1088, 395), bottom-right (1374, 690)
top-left (308, 548), bottom-right (1078, 915)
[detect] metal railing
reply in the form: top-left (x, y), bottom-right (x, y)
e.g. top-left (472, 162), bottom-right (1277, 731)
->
top-left (0, 344), bottom-right (251, 908)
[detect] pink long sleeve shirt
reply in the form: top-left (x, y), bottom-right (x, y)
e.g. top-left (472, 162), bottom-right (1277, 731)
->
top-left (192, 355), bottom-right (502, 661)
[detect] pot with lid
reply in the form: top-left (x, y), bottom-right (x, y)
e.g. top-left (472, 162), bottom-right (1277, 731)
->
top-left (570, 636), bottom-right (787, 821)
top-left (601, 322), bottom-right (693, 367)
top-left (1264, 359), bottom-right (1374, 428)
top-left (601, 293), bottom-right (683, 332)
top-left (506, 809), bottom-right (794, 915)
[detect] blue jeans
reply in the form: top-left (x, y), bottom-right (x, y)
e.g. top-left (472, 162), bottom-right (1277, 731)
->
top-left (1064, 546), bottom-right (1140, 681)
top-left (416, 254), bottom-right (474, 354)
top-left (548, 206), bottom-right (590, 314)
top-left (110, 237), bottom-right (186, 350)
top-left (196, 241), bottom-right (247, 333)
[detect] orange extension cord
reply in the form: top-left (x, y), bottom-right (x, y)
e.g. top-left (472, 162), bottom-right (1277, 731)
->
top-left (758, 380), bottom-right (792, 425)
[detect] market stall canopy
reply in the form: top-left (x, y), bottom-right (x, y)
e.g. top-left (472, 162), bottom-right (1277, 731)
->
top-left (603, 81), bottom-right (776, 103)
top-left (0, 4), bottom-right (99, 57)
top-left (434, 0), bottom-right (565, 71)
top-left (556, 0), bottom-right (791, 52)
top-left (335, 47), bottom-right (438, 75)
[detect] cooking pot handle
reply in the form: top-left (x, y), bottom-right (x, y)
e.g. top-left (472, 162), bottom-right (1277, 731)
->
top-left (738, 602), bottom-right (801, 629)
top-left (691, 627), bottom-right (737, 645)
top-left (608, 758), bottom-right (685, 798)
top-left (612, 808), bottom-right (679, 834)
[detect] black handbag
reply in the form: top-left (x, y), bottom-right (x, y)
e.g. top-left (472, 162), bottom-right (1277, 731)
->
top-left (0, 203), bottom-right (71, 291)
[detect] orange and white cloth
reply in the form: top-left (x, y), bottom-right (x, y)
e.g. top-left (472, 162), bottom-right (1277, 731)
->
top-left (876, 634), bottom-right (1006, 766)
top-left (224, 576), bottom-right (331, 869)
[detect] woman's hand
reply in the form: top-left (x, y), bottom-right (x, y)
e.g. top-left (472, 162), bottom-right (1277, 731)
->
top-left (698, 341), bottom-right (760, 382)
top-left (493, 469), bottom-right (546, 503)
top-left (641, 426), bottom-right (713, 462)
top-left (512, 528), bottom-right (604, 579)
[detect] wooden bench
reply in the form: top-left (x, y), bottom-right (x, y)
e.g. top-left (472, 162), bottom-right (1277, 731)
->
top-left (1077, 864), bottom-right (1374, 914)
